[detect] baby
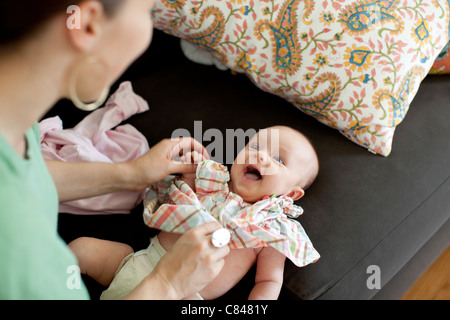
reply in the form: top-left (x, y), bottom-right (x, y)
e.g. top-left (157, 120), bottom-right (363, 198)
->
top-left (100, 125), bottom-right (320, 300)
top-left (81, 126), bottom-right (320, 300)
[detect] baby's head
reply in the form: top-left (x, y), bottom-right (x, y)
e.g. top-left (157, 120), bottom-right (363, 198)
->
top-left (230, 126), bottom-right (319, 203)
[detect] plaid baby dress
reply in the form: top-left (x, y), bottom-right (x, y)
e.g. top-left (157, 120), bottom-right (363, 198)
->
top-left (143, 160), bottom-right (320, 267)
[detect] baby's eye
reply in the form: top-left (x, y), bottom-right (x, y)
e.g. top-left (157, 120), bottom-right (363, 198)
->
top-left (273, 156), bottom-right (285, 165)
top-left (250, 144), bottom-right (260, 151)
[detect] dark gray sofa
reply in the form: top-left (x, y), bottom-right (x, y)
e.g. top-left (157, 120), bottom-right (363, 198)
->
top-left (53, 30), bottom-right (450, 300)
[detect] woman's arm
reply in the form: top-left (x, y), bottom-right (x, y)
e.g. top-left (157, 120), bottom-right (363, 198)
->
top-left (249, 247), bottom-right (286, 300)
top-left (46, 137), bottom-right (208, 203)
top-left (45, 160), bottom-right (136, 203)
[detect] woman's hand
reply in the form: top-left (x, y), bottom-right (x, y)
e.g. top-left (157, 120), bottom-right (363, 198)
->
top-left (125, 222), bottom-right (230, 300)
top-left (46, 137), bottom-right (208, 203)
top-left (127, 137), bottom-right (209, 191)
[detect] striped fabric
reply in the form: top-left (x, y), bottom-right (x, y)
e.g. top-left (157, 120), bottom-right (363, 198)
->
top-left (143, 160), bottom-right (319, 267)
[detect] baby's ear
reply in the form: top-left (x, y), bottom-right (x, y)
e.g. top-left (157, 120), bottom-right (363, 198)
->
top-left (66, 1), bottom-right (106, 52)
top-left (287, 186), bottom-right (304, 201)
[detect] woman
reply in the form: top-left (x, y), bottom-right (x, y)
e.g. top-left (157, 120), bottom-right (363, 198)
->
top-left (0, 0), bottom-right (229, 299)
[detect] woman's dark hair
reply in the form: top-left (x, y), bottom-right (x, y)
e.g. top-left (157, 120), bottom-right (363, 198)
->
top-left (0, 0), bottom-right (123, 46)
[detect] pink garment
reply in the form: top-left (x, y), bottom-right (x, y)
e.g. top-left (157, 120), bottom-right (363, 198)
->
top-left (39, 81), bottom-right (150, 215)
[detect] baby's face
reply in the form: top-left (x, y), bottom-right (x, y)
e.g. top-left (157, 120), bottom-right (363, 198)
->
top-left (230, 126), bottom-right (318, 203)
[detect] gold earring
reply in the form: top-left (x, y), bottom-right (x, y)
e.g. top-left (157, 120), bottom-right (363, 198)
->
top-left (69, 56), bottom-right (110, 112)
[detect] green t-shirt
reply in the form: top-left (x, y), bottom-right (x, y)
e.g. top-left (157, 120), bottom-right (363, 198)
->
top-left (0, 124), bottom-right (89, 299)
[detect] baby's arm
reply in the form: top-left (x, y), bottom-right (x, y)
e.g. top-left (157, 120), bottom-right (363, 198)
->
top-left (249, 247), bottom-right (286, 300)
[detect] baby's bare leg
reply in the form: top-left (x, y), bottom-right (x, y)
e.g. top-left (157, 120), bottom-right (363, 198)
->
top-left (68, 237), bottom-right (133, 287)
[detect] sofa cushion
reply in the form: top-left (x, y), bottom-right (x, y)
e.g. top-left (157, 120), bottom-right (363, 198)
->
top-left (151, 0), bottom-right (450, 156)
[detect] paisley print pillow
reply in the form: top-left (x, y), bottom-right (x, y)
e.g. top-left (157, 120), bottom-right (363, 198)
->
top-left (152, 0), bottom-right (450, 156)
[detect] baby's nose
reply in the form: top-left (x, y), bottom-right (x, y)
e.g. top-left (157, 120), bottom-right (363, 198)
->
top-left (258, 151), bottom-right (270, 165)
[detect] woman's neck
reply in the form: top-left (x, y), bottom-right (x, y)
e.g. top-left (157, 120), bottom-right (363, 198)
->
top-left (0, 39), bottom-right (68, 156)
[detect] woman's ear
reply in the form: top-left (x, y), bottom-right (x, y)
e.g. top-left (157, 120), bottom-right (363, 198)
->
top-left (66, 1), bottom-right (106, 52)
top-left (287, 186), bottom-right (305, 201)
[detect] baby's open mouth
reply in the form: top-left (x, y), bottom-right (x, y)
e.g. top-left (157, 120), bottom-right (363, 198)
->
top-left (244, 165), bottom-right (262, 181)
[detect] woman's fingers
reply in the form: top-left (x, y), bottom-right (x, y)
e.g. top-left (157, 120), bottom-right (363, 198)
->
top-left (169, 137), bottom-right (209, 163)
top-left (152, 222), bottom-right (230, 299)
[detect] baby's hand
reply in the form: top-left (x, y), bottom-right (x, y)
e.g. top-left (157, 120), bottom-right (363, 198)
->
top-left (179, 151), bottom-right (205, 190)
